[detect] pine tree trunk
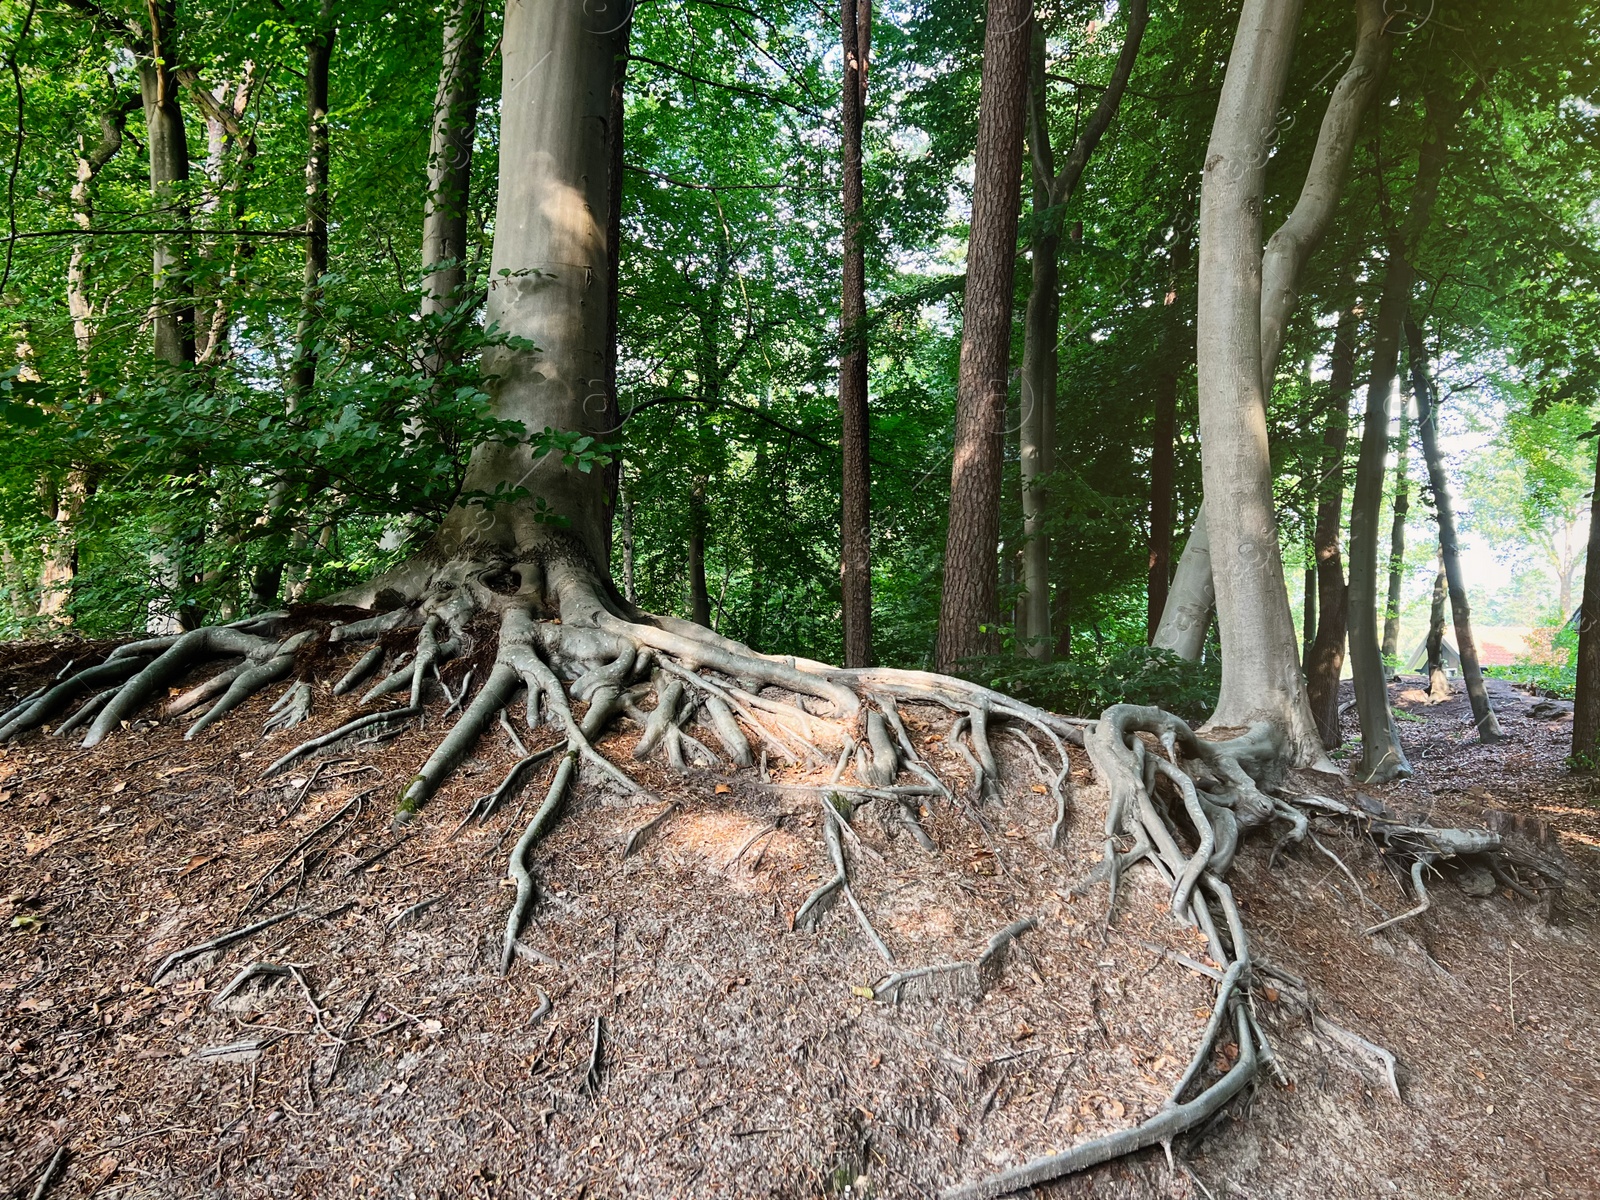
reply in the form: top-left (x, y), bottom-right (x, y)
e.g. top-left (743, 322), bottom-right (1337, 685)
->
top-left (1381, 401), bottom-right (1409, 670)
top-left (1407, 317), bottom-right (1502, 742)
top-left (1305, 304), bottom-right (1357, 746)
top-left (838, 0), bottom-right (873, 667)
top-left (420, 0), bottom-right (485, 322)
top-left (1194, 0), bottom-right (1324, 760)
top-left (1571, 435), bottom-right (1600, 764)
top-left (934, 0), bottom-right (1032, 671)
top-left (1425, 549), bottom-right (1450, 703)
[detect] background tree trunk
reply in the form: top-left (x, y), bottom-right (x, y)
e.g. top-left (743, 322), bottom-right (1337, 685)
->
top-left (139, 0), bottom-right (194, 367)
top-left (1018, 0), bottom-right (1147, 660)
top-left (1147, 364), bottom-right (1177, 642)
top-left (1408, 316), bottom-right (1502, 742)
top-left (1571, 433), bottom-right (1600, 764)
top-left (1305, 304), bottom-right (1358, 746)
top-left (934, 0), bottom-right (1032, 672)
top-left (838, 0), bottom-right (873, 667)
top-left (420, 0), bottom-right (485, 324)
top-left (688, 478), bottom-right (711, 627)
top-left (1152, 504), bottom-right (1215, 657)
top-left (1381, 395), bottom-right (1409, 669)
top-left (1425, 549), bottom-right (1450, 703)
top-left (1194, 0), bottom-right (1323, 760)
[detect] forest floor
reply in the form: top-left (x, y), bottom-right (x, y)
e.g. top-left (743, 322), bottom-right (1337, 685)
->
top-left (0, 636), bottom-right (1596, 1200)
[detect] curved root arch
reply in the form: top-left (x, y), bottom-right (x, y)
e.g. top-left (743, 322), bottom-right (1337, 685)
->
top-left (3, 552), bottom-right (1564, 1197)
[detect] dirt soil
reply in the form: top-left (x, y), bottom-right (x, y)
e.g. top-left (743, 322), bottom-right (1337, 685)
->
top-left (0, 638), bottom-right (1596, 1200)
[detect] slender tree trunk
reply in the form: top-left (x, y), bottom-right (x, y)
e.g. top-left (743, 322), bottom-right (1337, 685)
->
top-left (252, 4), bottom-right (335, 610)
top-left (420, 0), bottom-right (485, 324)
top-left (1305, 304), bottom-right (1357, 746)
top-left (688, 478), bottom-right (711, 627)
top-left (1425, 549), bottom-right (1450, 703)
top-left (934, 0), bottom-right (1032, 671)
top-left (1018, 1), bottom-right (1147, 660)
top-left (1152, 502), bottom-right (1216, 657)
top-left (1407, 317), bottom-right (1502, 742)
top-left (838, 0), bottom-right (873, 667)
top-left (1381, 398), bottom-right (1408, 668)
top-left (138, 1), bottom-right (194, 367)
top-left (619, 463), bottom-right (636, 605)
top-left (1302, 565), bottom-right (1316, 661)
top-left (1571, 434), bottom-right (1600, 764)
top-left (1147, 364), bottom-right (1177, 642)
top-left (1155, 0), bottom-right (1390, 656)
top-left (1194, 0), bottom-right (1324, 760)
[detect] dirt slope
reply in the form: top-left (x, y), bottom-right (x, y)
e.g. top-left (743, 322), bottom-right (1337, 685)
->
top-left (0, 640), bottom-right (1595, 1200)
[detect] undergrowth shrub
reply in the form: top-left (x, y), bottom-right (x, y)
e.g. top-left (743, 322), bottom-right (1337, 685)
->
top-left (967, 645), bottom-right (1221, 724)
top-left (1486, 626), bottom-right (1576, 698)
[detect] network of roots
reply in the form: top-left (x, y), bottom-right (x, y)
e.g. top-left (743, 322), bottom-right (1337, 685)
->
top-left (0, 556), bottom-right (1567, 1199)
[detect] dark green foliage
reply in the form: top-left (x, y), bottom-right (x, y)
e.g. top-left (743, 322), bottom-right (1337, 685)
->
top-left (971, 644), bottom-right (1220, 724)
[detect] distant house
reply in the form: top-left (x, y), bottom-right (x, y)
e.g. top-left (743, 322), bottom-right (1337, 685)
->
top-left (1405, 626), bottom-right (1534, 673)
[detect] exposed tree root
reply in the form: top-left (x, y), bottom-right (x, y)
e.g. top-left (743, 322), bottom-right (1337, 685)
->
top-left (150, 908), bottom-right (304, 985)
top-left (19, 549), bottom-right (1568, 1194)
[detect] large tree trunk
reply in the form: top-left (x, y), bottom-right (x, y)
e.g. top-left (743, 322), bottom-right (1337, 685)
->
top-left (838, 0), bottom-right (873, 667)
top-left (1154, 0), bottom-right (1390, 656)
top-left (1194, 0), bottom-right (1324, 760)
top-left (934, 0), bottom-right (1032, 672)
top-left (1572, 433), bottom-right (1600, 764)
top-left (1407, 317), bottom-right (1502, 742)
top-left (1152, 502), bottom-right (1215, 657)
top-left (138, 0), bottom-right (194, 367)
top-left (421, 0), bottom-right (485, 323)
top-left (1381, 396), bottom-right (1409, 668)
top-left (430, 0), bottom-right (625, 567)
top-left (1425, 549), bottom-right (1450, 703)
top-left (1018, 1), bottom-right (1148, 660)
top-left (1305, 304), bottom-right (1357, 746)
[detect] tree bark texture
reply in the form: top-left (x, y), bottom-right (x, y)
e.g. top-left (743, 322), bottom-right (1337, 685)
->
top-left (1147, 362), bottom-right (1177, 642)
top-left (1194, 0), bottom-right (1325, 761)
top-left (1305, 304), bottom-right (1357, 747)
top-left (1152, 501), bottom-right (1215, 658)
top-left (1018, 0), bottom-right (1148, 660)
top-left (1572, 432), bottom-right (1600, 764)
top-left (1155, 0), bottom-right (1389, 655)
top-left (1381, 398), bottom-right (1408, 668)
top-left (138, 0), bottom-right (194, 367)
top-left (435, 0), bottom-right (627, 565)
top-left (420, 0), bottom-right (485, 320)
top-left (934, 0), bottom-right (1032, 672)
top-left (688, 478), bottom-right (711, 628)
top-left (1407, 317), bottom-right (1502, 742)
top-left (838, 0), bottom-right (873, 667)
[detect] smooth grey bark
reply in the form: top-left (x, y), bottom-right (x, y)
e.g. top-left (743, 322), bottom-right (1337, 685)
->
top-left (1194, 0), bottom-right (1325, 761)
top-left (1018, 1), bottom-right (1148, 659)
top-left (1381, 395), bottom-right (1409, 668)
top-left (1407, 317), bottom-right (1502, 742)
top-left (434, 0), bottom-right (628, 566)
top-left (421, 0), bottom-right (485, 322)
top-left (1155, 0), bottom-right (1391, 658)
top-left (1424, 549), bottom-right (1450, 703)
top-left (1152, 503), bottom-right (1215, 658)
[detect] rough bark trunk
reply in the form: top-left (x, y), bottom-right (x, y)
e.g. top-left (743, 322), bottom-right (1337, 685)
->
top-left (431, 0), bottom-right (626, 566)
top-left (138, 0), bottom-right (194, 367)
top-left (1305, 304), bottom-right (1357, 746)
top-left (1147, 364), bottom-right (1177, 642)
top-left (934, 0), bottom-right (1032, 672)
top-left (1302, 565), bottom-right (1316, 661)
top-left (420, 0), bottom-right (485, 322)
top-left (1381, 398), bottom-right (1408, 669)
top-left (838, 0), bottom-right (873, 667)
top-left (619, 463), bottom-right (636, 605)
top-left (688, 479), bottom-right (711, 628)
top-left (1571, 433), bottom-right (1600, 765)
top-left (1019, 1), bottom-right (1148, 660)
top-left (1155, 0), bottom-right (1390, 653)
top-left (1425, 549), bottom-right (1450, 703)
top-left (1194, 0), bottom-right (1324, 761)
top-left (1407, 317), bottom-right (1502, 742)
